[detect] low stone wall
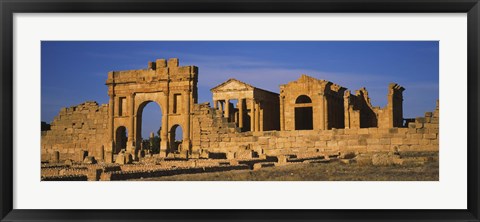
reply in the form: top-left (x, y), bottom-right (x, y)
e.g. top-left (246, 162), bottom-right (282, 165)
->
top-left (102, 165), bottom-right (250, 181)
top-left (41, 101), bottom-right (109, 162)
top-left (196, 107), bottom-right (439, 157)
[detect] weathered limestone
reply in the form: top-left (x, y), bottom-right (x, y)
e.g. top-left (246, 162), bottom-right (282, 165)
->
top-left (105, 58), bottom-right (198, 158)
top-left (41, 101), bottom-right (109, 162)
top-left (211, 79), bottom-right (280, 132)
top-left (280, 75), bottom-right (346, 131)
top-left (42, 58), bottom-right (439, 167)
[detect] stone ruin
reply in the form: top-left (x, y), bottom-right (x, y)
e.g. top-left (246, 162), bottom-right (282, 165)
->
top-left (41, 58), bottom-right (439, 180)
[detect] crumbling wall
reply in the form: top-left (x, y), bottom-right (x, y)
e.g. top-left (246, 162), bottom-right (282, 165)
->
top-left (377, 83), bottom-right (405, 128)
top-left (41, 101), bottom-right (109, 162)
top-left (193, 102), bottom-right (439, 157)
top-left (191, 103), bottom-right (241, 156)
top-left (345, 83), bottom-right (405, 129)
top-left (344, 88), bottom-right (378, 128)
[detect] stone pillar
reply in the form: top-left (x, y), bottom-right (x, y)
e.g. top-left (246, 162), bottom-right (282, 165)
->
top-left (260, 105), bottom-right (264, 132)
top-left (324, 95), bottom-right (329, 130)
top-left (250, 99), bottom-right (255, 132)
top-left (184, 90), bottom-right (191, 151)
top-left (280, 96), bottom-right (284, 131)
top-left (99, 145), bottom-right (105, 161)
top-left (344, 91), bottom-right (350, 129)
top-left (224, 99), bottom-right (230, 120)
top-left (127, 93), bottom-right (135, 152)
top-left (108, 95), bottom-right (114, 141)
top-left (213, 100), bottom-right (217, 109)
top-left (234, 111), bottom-right (239, 125)
top-left (108, 95), bottom-right (115, 154)
top-left (239, 99), bottom-right (244, 129)
top-left (219, 101), bottom-right (223, 112)
top-left (317, 94), bottom-right (325, 130)
top-left (255, 102), bottom-right (260, 132)
top-left (160, 93), bottom-right (169, 157)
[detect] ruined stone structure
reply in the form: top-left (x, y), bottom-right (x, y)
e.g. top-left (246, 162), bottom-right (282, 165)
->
top-left (105, 58), bottom-right (198, 161)
top-left (211, 78), bottom-right (280, 132)
top-left (41, 58), bottom-right (439, 166)
top-left (41, 101), bottom-right (109, 162)
top-left (280, 75), bottom-right (347, 131)
top-left (344, 83), bottom-right (405, 129)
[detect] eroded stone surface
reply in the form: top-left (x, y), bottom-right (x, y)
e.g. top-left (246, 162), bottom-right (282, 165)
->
top-left (41, 58), bottom-right (439, 180)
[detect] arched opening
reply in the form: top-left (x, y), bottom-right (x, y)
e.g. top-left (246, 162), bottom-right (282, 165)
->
top-left (115, 126), bottom-right (128, 154)
top-left (137, 101), bottom-right (162, 154)
top-left (295, 95), bottom-right (313, 130)
top-left (296, 95), bottom-right (312, 104)
top-left (169, 124), bottom-right (183, 153)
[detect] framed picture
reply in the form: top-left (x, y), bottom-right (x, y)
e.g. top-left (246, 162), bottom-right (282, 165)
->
top-left (1, 0), bottom-right (479, 221)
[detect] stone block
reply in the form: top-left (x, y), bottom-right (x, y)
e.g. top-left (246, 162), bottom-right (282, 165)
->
top-left (64, 159), bottom-right (73, 166)
top-left (277, 155), bottom-right (288, 165)
top-left (391, 138), bottom-right (403, 145)
top-left (83, 156), bottom-right (97, 164)
top-left (424, 134), bottom-right (437, 139)
top-left (226, 151), bottom-right (235, 160)
top-left (115, 153), bottom-right (126, 165)
top-left (355, 154), bottom-right (372, 166)
top-left (371, 153), bottom-right (400, 166)
top-left (416, 117), bottom-right (426, 124)
top-left (235, 150), bottom-right (253, 159)
top-left (358, 128), bottom-right (369, 134)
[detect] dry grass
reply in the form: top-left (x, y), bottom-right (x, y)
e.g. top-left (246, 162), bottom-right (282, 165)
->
top-left (133, 154), bottom-right (439, 181)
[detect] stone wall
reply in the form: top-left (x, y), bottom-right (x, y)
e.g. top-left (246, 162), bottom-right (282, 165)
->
top-left (41, 101), bottom-right (109, 162)
top-left (43, 99), bottom-right (439, 163)
top-left (191, 103), bottom-right (241, 155)
top-left (191, 102), bottom-right (439, 157)
top-left (344, 83), bottom-right (405, 129)
top-left (280, 75), bottom-right (346, 131)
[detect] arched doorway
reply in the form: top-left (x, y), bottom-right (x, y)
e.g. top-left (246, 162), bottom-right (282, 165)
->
top-left (115, 126), bottom-right (128, 154)
top-left (136, 101), bottom-right (162, 154)
top-left (294, 95), bottom-right (313, 130)
top-left (169, 124), bottom-right (183, 153)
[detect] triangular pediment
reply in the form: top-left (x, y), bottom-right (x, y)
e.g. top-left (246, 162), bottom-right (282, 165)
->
top-left (211, 78), bottom-right (255, 92)
top-left (297, 74), bottom-right (325, 83)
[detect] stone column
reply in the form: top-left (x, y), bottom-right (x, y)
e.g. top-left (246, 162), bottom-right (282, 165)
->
top-left (213, 100), bottom-right (217, 109)
top-left (344, 92), bottom-right (350, 129)
top-left (160, 92), bottom-right (169, 157)
top-left (255, 102), bottom-right (260, 132)
top-left (184, 90), bottom-right (191, 151)
top-left (250, 99), bottom-right (255, 132)
top-left (238, 98), bottom-right (244, 129)
top-left (280, 96), bottom-right (284, 131)
top-left (324, 95), bottom-right (329, 130)
top-left (127, 93), bottom-right (135, 153)
top-left (108, 95), bottom-right (114, 142)
top-left (224, 99), bottom-right (230, 120)
top-left (219, 101), bottom-right (223, 112)
top-left (234, 111), bottom-right (238, 125)
top-left (260, 105), bottom-right (264, 132)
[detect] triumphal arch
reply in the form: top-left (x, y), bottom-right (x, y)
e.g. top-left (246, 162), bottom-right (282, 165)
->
top-left (105, 58), bottom-right (198, 157)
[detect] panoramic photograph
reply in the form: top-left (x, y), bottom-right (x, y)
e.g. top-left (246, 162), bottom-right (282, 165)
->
top-left (40, 41), bottom-right (439, 181)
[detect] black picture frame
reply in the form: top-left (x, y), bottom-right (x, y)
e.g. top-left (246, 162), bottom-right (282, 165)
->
top-left (1, 0), bottom-right (479, 221)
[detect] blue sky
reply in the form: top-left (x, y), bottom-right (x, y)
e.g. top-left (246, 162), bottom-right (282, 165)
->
top-left (41, 41), bottom-right (439, 139)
